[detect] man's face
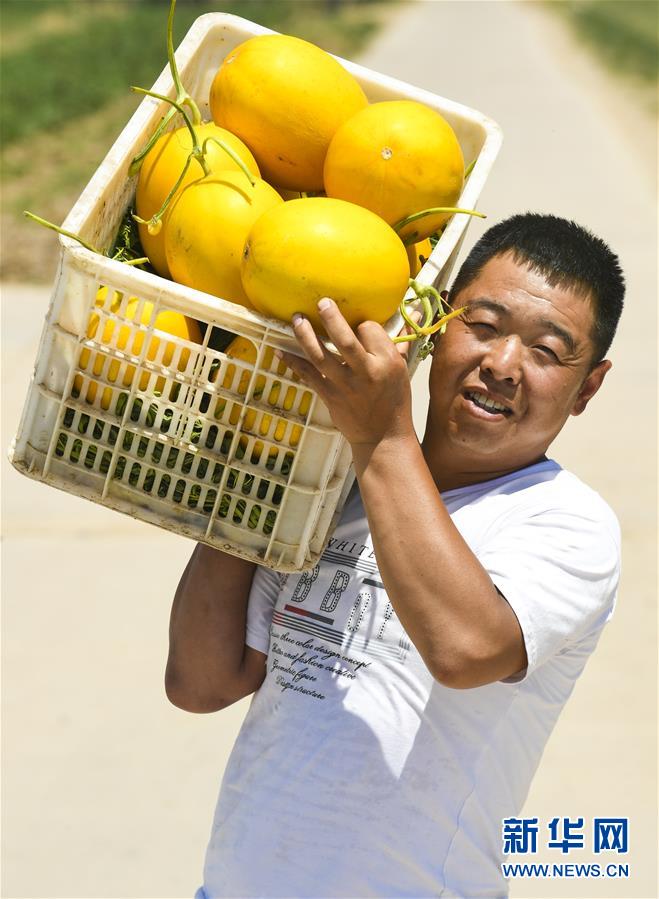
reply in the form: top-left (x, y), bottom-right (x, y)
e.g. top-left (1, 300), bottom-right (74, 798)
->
top-left (424, 252), bottom-right (611, 479)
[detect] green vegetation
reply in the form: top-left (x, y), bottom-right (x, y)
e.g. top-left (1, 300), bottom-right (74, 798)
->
top-left (1, 0), bottom-right (388, 148)
top-left (1, 0), bottom-right (393, 280)
top-left (549, 0), bottom-right (658, 89)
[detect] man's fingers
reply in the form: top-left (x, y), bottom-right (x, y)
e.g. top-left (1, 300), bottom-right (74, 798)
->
top-left (352, 309), bottom-right (424, 360)
top-left (354, 319), bottom-right (396, 357)
top-left (291, 313), bottom-right (330, 369)
top-left (274, 349), bottom-right (326, 395)
top-left (316, 298), bottom-right (368, 367)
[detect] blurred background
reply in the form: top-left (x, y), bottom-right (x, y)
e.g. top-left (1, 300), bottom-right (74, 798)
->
top-left (2, 0), bottom-right (657, 283)
top-left (2, 1), bottom-right (657, 897)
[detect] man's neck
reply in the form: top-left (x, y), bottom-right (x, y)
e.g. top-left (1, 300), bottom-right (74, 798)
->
top-left (421, 440), bottom-right (549, 493)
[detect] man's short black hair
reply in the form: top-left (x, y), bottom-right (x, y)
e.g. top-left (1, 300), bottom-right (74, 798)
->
top-left (449, 213), bottom-right (625, 362)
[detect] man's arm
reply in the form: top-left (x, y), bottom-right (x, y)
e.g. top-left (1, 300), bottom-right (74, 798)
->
top-left (276, 301), bottom-right (527, 689)
top-left (351, 435), bottom-right (527, 688)
top-left (166, 545), bottom-right (267, 713)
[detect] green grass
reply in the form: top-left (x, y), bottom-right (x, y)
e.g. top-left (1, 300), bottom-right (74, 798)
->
top-left (1, 0), bottom-right (388, 147)
top-left (550, 0), bottom-right (658, 86)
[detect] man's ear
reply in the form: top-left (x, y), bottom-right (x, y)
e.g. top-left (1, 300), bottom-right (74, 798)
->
top-left (571, 359), bottom-right (612, 416)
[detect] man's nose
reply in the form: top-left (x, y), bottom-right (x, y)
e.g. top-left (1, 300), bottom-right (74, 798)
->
top-left (481, 335), bottom-right (523, 384)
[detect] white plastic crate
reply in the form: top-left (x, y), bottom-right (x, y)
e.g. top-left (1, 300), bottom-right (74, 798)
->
top-left (9, 13), bottom-right (502, 571)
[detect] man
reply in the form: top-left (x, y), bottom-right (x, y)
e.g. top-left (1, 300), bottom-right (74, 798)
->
top-left (168, 213), bottom-right (624, 898)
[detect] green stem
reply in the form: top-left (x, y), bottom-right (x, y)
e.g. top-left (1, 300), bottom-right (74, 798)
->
top-left (131, 86), bottom-right (209, 177)
top-left (422, 304), bottom-right (467, 335)
top-left (392, 331), bottom-right (420, 345)
top-left (392, 280), bottom-right (465, 345)
top-left (131, 87), bottom-right (198, 160)
top-left (464, 157), bottom-right (476, 179)
top-left (393, 281), bottom-right (433, 343)
top-left (128, 0), bottom-right (201, 176)
top-left (405, 281), bottom-right (434, 330)
top-left (23, 211), bottom-right (100, 254)
top-left (419, 282), bottom-right (445, 312)
top-left (129, 109), bottom-right (176, 177)
top-left (394, 206), bottom-right (486, 237)
top-left (133, 152), bottom-right (194, 234)
top-left (25, 211), bottom-right (152, 269)
top-left (122, 257), bottom-right (151, 267)
top-left (202, 137), bottom-right (256, 186)
top-left (167, 0), bottom-right (201, 126)
top-left (399, 302), bottom-right (423, 337)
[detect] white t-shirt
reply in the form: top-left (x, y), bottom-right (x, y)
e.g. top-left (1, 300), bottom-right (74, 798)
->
top-left (197, 459), bottom-right (620, 899)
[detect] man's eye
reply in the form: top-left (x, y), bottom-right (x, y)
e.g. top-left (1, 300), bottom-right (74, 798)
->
top-left (467, 320), bottom-right (496, 334)
top-left (535, 345), bottom-right (560, 361)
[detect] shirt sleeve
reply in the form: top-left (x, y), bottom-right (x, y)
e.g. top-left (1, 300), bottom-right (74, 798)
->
top-left (245, 564), bottom-right (281, 654)
top-left (476, 504), bottom-right (620, 682)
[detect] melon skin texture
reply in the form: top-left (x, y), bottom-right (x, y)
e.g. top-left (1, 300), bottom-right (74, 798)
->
top-left (324, 100), bottom-right (465, 242)
top-left (406, 238), bottom-right (434, 277)
top-left (240, 197), bottom-right (410, 332)
top-left (165, 171), bottom-right (283, 308)
top-left (210, 34), bottom-right (368, 192)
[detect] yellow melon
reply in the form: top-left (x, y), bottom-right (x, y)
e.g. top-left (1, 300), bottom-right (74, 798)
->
top-left (324, 100), bottom-right (464, 242)
top-left (240, 197), bottom-right (410, 332)
top-left (407, 238), bottom-right (433, 276)
top-left (135, 122), bottom-right (260, 279)
top-left (210, 34), bottom-right (368, 192)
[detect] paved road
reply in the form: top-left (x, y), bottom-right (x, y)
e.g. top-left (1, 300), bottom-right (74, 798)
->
top-left (2, 2), bottom-right (656, 897)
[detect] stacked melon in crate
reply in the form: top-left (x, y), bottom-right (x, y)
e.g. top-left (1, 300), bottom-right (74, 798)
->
top-left (10, 10), bottom-right (502, 571)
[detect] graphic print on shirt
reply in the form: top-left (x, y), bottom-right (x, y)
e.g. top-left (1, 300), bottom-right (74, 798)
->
top-left (320, 570), bottom-right (349, 612)
top-left (268, 535), bottom-right (412, 701)
top-left (290, 566), bottom-right (318, 602)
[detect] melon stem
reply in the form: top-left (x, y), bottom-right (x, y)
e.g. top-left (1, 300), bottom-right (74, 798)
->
top-left (131, 86), bottom-right (209, 176)
top-left (166, 0), bottom-right (201, 127)
top-left (392, 279), bottom-right (466, 345)
top-left (133, 153), bottom-right (194, 235)
top-left (128, 0), bottom-right (201, 177)
top-left (121, 257), bottom-right (151, 266)
top-left (24, 211), bottom-right (151, 269)
top-left (201, 137), bottom-right (256, 186)
top-left (24, 211), bottom-right (101, 254)
top-left (394, 206), bottom-right (486, 245)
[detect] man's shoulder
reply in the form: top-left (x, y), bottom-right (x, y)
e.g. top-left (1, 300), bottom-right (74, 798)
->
top-left (528, 464), bottom-right (620, 548)
top-left (444, 460), bottom-right (620, 549)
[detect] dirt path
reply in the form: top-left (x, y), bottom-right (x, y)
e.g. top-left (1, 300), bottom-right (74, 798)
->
top-left (2, 2), bottom-right (656, 897)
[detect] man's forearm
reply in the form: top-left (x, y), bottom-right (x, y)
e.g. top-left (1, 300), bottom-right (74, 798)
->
top-left (351, 435), bottom-right (526, 687)
top-left (166, 544), bottom-right (257, 709)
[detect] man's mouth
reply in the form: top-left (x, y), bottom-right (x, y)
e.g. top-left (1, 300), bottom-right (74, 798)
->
top-left (464, 390), bottom-right (513, 416)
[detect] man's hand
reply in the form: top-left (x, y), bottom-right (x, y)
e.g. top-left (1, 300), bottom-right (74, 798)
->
top-left (275, 298), bottom-right (418, 447)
